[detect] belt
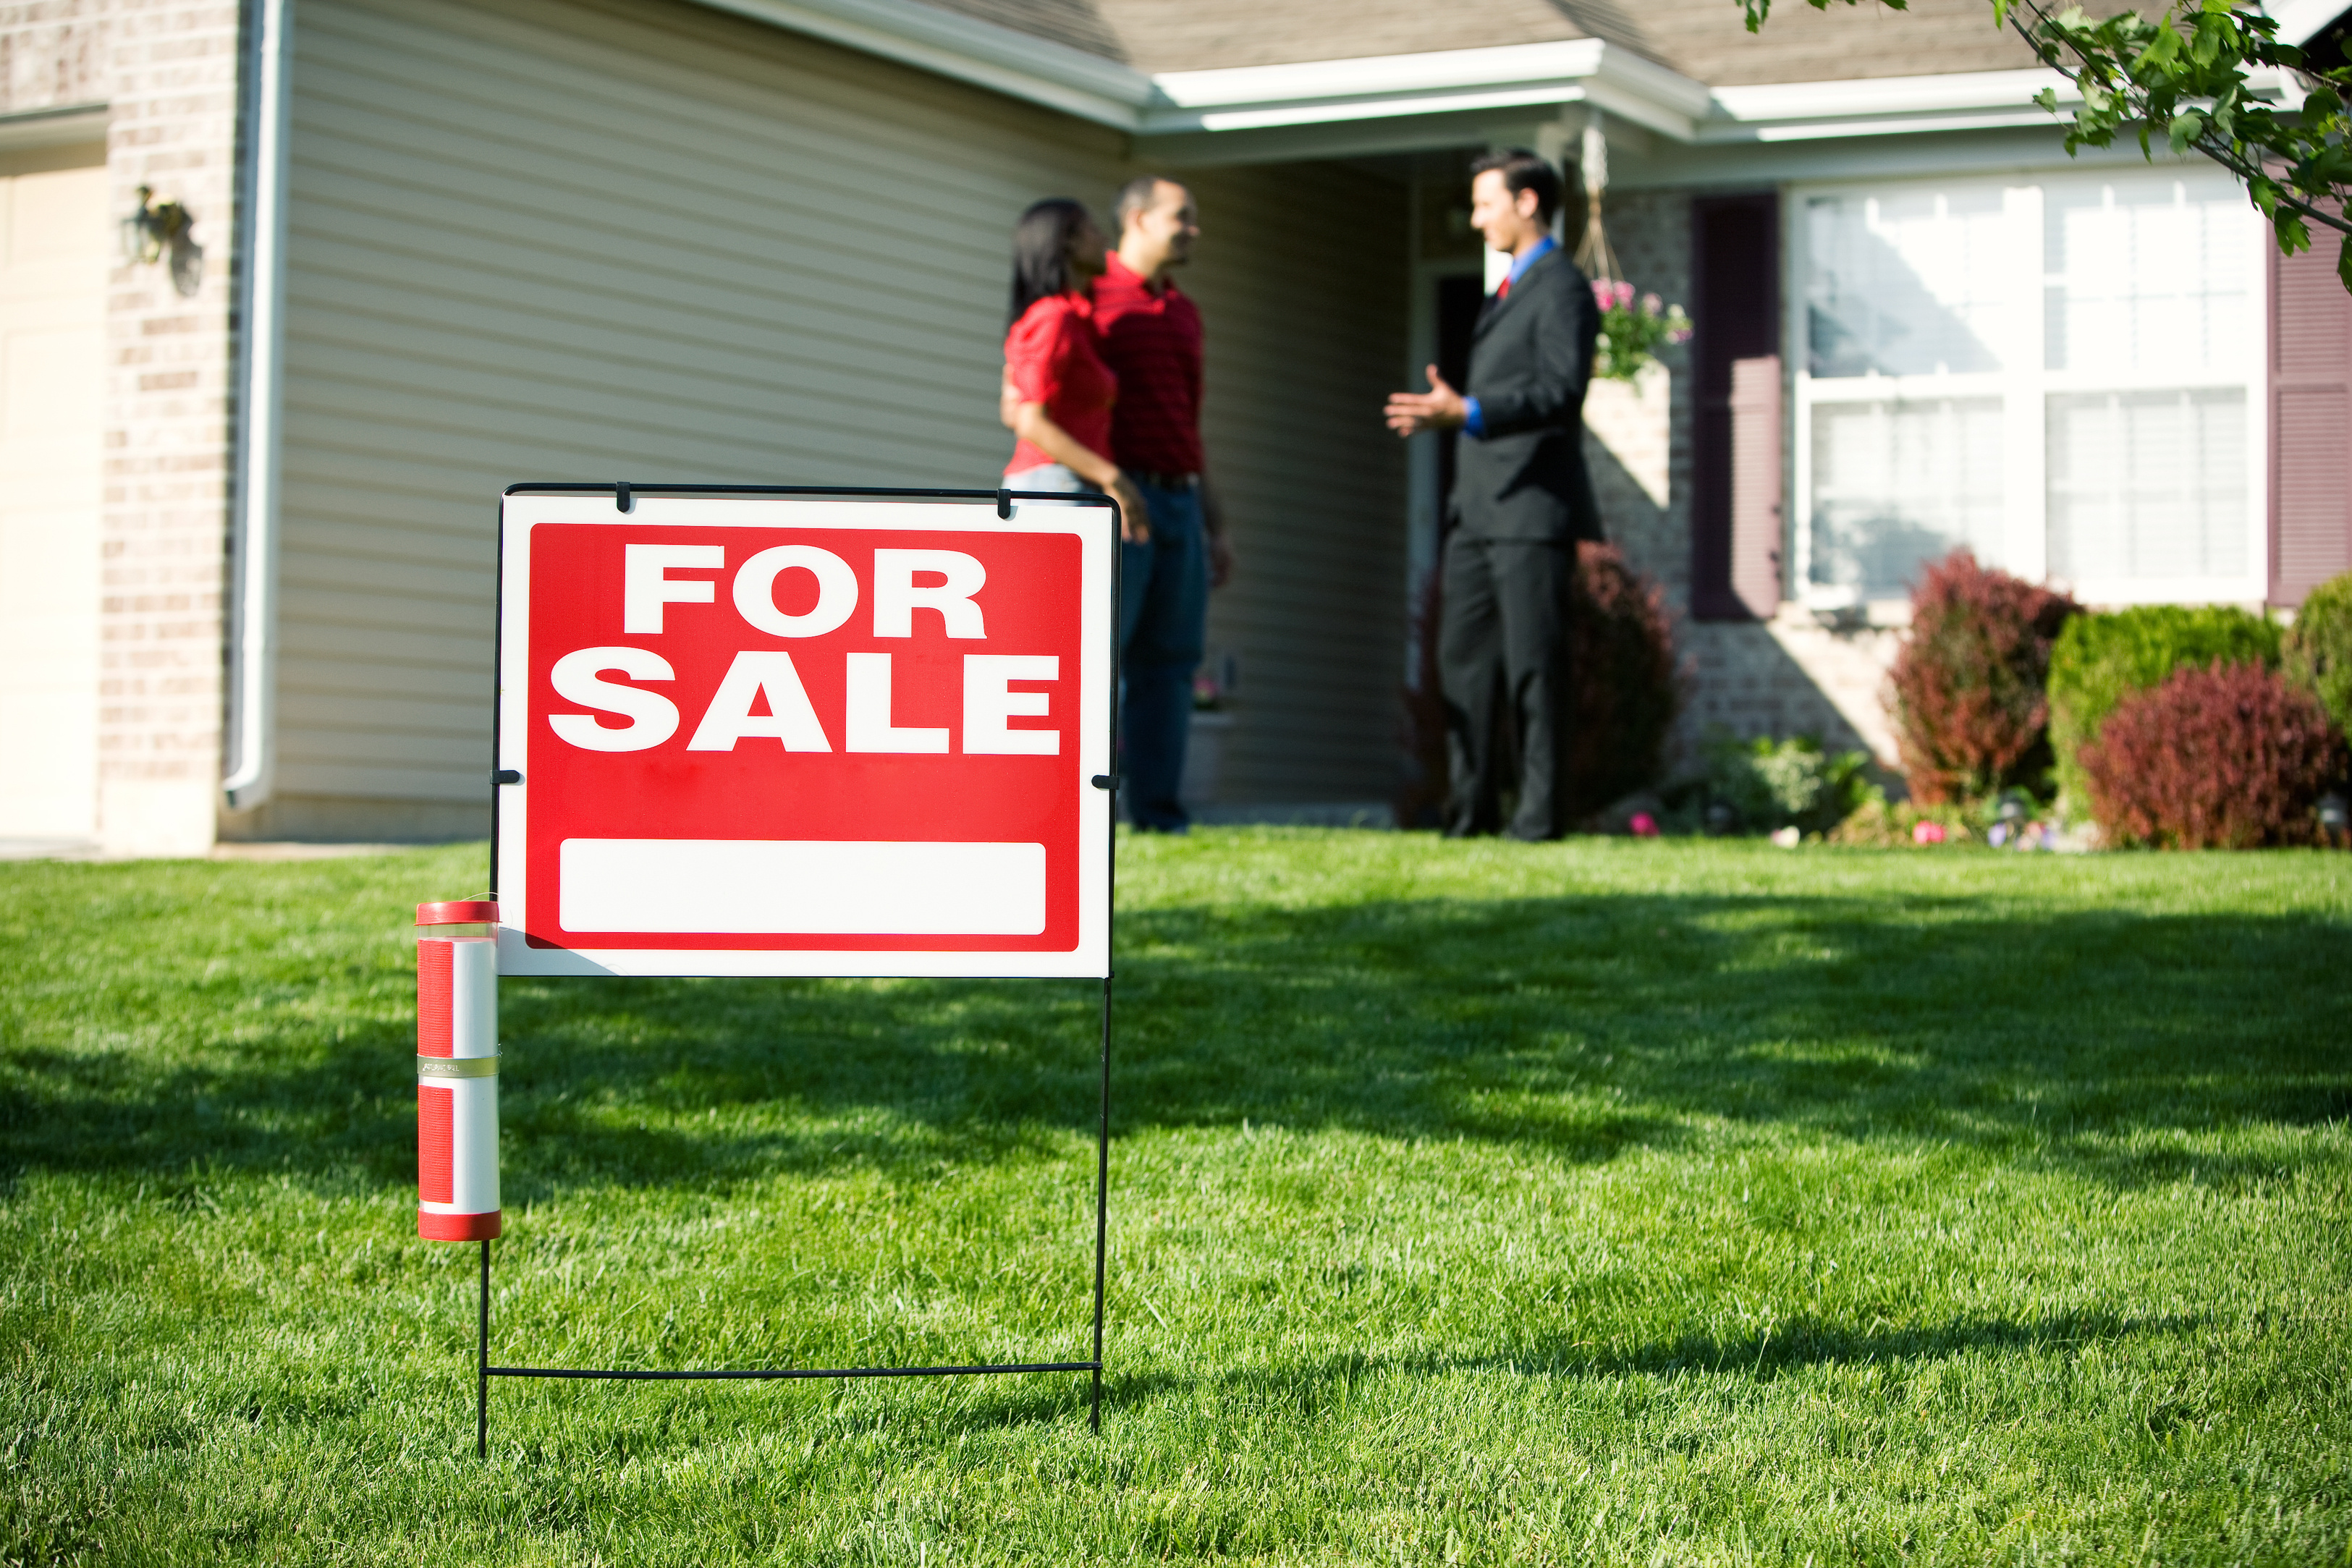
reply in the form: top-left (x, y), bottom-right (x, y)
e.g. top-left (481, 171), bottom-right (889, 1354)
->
top-left (1131, 470), bottom-right (1199, 491)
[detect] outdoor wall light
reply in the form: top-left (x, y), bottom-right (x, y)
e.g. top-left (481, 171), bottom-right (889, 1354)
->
top-left (122, 185), bottom-right (203, 297)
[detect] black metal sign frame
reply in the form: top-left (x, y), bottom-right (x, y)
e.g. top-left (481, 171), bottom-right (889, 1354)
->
top-left (472, 481), bottom-right (1123, 1456)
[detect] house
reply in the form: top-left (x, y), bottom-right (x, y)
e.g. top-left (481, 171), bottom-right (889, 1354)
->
top-left (1, 0), bottom-right (2345, 854)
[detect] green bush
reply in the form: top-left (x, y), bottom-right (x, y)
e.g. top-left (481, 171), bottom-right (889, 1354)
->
top-left (1688, 734), bottom-right (1877, 836)
top-left (2047, 605), bottom-right (2282, 810)
top-left (2283, 571), bottom-right (2352, 739)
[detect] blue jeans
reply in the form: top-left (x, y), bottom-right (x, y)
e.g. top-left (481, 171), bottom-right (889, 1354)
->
top-left (1119, 479), bottom-right (1207, 831)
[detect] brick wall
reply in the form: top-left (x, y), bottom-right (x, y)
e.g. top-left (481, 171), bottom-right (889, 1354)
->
top-left (96, 1), bottom-right (239, 854)
top-left (1, 1), bottom-right (242, 852)
top-left (0, 1), bottom-right (104, 112)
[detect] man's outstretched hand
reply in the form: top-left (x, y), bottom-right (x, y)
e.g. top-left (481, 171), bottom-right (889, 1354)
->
top-left (1385, 365), bottom-right (1468, 437)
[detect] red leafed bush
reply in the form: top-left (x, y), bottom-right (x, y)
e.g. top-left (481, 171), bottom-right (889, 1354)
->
top-left (1396, 541), bottom-right (1681, 827)
top-left (1888, 550), bottom-right (2079, 804)
top-left (2078, 661), bottom-right (2347, 849)
top-left (1565, 541), bottom-right (1683, 821)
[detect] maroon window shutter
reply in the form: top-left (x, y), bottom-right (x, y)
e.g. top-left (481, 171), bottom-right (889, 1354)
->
top-left (1692, 194), bottom-right (1782, 620)
top-left (2270, 208), bottom-right (2352, 607)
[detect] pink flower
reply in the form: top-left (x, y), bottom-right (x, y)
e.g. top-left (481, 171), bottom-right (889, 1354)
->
top-left (1612, 280), bottom-right (1636, 309)
top-left (1641, 292), bottom-right (1662, 315)
top-left (1912, 821), bottom-right (1947, 845)
top-left (1591, 279), bottom-right (1617, 311)
top-left (1629, 812), bottom-right (1659, 838)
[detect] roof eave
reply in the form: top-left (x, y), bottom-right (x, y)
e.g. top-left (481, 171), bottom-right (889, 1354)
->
top-left (1141, 41), bottom-right (1711, 142)
top-left (691, 0), bottom-right (2289, 163)
top-left (1696, 63), bottom-right (2293, 145)
top-left (692, 1), bottom-right (1719, 145)
top-left (695, 0), bottom-right (1154, 129)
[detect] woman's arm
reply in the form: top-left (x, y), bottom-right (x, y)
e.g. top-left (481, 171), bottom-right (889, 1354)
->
top-left (1012, 402), bottom-right (1149, 542)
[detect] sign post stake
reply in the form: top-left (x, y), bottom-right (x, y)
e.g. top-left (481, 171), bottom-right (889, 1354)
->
top-left (448, 483), bottom-right (1120, 1454)
top-left (477, 1238), bottom-right (491, 1460)
top-left (1091, 974), bottom-right (1112, 1431)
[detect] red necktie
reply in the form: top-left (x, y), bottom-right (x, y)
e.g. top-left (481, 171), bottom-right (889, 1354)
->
top-left (1496, 274), bottom-right (1511, 300)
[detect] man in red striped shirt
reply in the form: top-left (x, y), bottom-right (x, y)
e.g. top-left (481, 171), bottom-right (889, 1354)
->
top-left (1093, 176), bottom-right (1232, 832)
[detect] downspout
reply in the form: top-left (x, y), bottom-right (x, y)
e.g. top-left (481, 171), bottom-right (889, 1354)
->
top-left (221, 0), bottom-right (291, 813)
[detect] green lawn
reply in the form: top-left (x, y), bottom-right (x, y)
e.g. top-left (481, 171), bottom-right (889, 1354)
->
top-left (2, 833), bottom-right (2348, 1565)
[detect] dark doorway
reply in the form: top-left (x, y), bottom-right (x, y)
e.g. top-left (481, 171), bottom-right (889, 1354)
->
top-left (1433, 273), bottom-right (1485, 533)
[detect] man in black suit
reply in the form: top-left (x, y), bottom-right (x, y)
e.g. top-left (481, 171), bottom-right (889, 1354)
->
top-left (1386, 148), bottom-right (1602, 839)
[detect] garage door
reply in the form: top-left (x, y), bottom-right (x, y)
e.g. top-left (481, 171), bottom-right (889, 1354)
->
top-left (0, 143), bottom-right (106, 844)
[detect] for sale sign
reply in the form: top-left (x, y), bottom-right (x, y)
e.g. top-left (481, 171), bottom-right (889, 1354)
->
top-left (493, 489), bottom-right (1115, 978)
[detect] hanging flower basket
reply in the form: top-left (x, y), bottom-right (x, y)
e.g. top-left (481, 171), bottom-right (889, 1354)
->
top-left (1589, 281), bottom-right (1693, 382)
top-left (1573, 119), bottom-right (1693, 383)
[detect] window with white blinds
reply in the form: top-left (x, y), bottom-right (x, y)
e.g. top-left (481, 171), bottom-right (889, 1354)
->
top-left (1791, 168), bottom-right (2265, 609)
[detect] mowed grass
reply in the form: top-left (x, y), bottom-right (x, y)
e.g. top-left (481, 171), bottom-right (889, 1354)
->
top-left (1, 833), bottom-right (2348, 1566)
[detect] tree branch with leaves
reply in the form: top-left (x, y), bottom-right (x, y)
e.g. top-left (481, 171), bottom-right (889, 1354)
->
top-left (1742, 0), bottom-right (2352, 286)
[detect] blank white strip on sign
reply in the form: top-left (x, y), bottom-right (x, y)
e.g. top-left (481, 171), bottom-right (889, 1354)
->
top-left (560, 839), bottom-right (1047, 936)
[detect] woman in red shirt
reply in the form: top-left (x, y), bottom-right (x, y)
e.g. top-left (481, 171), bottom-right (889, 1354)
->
top-left (1002, 199), bottom-right (1147, 539)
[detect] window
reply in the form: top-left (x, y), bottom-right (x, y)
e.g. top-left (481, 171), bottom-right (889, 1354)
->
top-left (1790, 169), bottom-right (2265, 609)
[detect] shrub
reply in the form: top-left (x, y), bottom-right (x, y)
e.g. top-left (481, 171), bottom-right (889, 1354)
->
top-left (2047, 604), bottom-right (2283, 810)
top-left (1396, 542), bottom-right (1681, 828)
top-left (1565, 541), bottom-right (1683, 821)
top-left (2078, 662), bottom-right (2345, 848)
top-left (1887, 551), bottom-right (2079, 805)
top-left (2283, 570), bottom-right (2352, 740)
top-left (1701, 734), bottom-right (1877, 836)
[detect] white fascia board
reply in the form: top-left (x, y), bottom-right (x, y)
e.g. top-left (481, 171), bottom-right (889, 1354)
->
top-left (1141, 41), bottom-right (1712, 141)
top-left (1701, 67), bottom-right (2076, 142)
top-left (1748, 109), bottom-right (2068, 140)
top-left (2267, 0), bottom-right (2347, 46)
top-left (1159, 85), bottom-right (1594, 135)
top-left (692, 0), bottom-right (1152, 127)
top-left (1702, 62), bottom-right (2296, 145)
top-left (1153, 40), bottom-right (1605, 107)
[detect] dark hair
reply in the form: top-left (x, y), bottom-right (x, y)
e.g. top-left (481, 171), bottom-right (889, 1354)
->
top-left (1009, 198), bottom-right (1097, 326)
top-left (1468, 147), bottom-right (1561, 225)
top-left (1114, 174), bottom-right (1179, 226)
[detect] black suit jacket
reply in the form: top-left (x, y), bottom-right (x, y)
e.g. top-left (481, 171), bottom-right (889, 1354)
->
top-left (1450, 247), bottom-right (1604, 543)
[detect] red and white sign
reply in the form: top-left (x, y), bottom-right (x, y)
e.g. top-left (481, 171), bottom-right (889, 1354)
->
top-left (494, 491), bottom-right (1114, 978)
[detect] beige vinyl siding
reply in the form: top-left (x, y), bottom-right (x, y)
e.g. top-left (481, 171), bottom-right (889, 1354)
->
top-left (270, 0), bottom-right (1405, 829)
top-left (1185, 168), bottom-right (1409, 804)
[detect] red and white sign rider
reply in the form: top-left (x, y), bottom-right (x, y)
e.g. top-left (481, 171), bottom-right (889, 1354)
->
top-left (416, 899), bottom-right (500, 1241)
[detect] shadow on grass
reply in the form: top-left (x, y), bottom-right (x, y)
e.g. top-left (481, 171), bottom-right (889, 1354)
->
top-left (2, 891), bottom-right (2345, 1200)
top-left (473, 1305), bottom-right (2207, 1444)
top-left (1101, 1306), bottom-right (2207, 1412)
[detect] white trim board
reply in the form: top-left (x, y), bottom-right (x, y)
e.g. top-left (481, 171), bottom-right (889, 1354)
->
top-left (1704, 64), bottom-right (2290, 145)
top-left (0, 103), bottom-right (107, 151)
top-left (2267, 0), bottom-right (2348, 46)
top-left (1148, 41), bottom-right (1712, 141)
